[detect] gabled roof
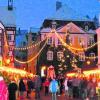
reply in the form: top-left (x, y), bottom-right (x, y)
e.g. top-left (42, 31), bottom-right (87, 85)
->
top-left (40, 27), bottom-right (51, 33)
top-left (87, 29), bottom-right (96, 34)
top-left (96, 27), bottom-right (100, 34)
top-left (0, 6), bottom-right (16, 27)
top-left (48, 4), bottom-right (92, 22)
top-left (57, 22), bottom-right (86, 33)
top-left (30, 28), bottom-right (40, 33)
top-left (15, 30), bottom-right (28, 47)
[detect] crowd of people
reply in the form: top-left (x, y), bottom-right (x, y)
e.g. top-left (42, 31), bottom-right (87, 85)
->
top-left (42, 74), bottom-right (100, 100)
top-left (0, 72), bottom-right (100, 100)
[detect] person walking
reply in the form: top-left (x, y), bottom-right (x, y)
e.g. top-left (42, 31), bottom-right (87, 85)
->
top-left (72, 77), bottom-right (80, 99)
top-left (49, 78), bottom-right (59, 100)
top-left (8, 79), bottom-right (18, 100)
top-left (34, 75), bottom-right (41, 99)
top-left (19, 79), bottom-right (26, 100)
top-left (44, 78), bottom-right (50, 96)
top-left (64, 77), bottom-right (68, 98)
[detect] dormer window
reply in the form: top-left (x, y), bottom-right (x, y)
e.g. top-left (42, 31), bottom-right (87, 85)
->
top-left (51, 21), bottom-right (57, 29)
top-left (85, 25), bottom-right (88, 31)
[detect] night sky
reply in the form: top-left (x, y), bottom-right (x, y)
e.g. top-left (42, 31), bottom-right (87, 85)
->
top-left (0, 0), bottom-right (100, 29)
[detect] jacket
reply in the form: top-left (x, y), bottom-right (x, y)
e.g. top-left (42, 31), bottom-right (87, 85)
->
top-left (49, 80), bottom-right (59, 93)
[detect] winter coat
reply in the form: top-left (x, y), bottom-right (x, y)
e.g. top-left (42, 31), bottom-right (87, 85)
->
top-left (49, 80), bottom-right (59, 93)
top-left (44, 81), bottom-right (50, 87)
top-left (19, 80), bottom-right (26, 92)
top-left (8, 82), bottom-right (18, 100)
top-left (0, 79), bottom-right (8, 100)
top-left (64, 79), bottom-right (68, 91)
top-left (34, 76), bottom-right (41, 90)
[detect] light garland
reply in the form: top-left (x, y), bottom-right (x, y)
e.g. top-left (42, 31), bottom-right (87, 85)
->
top-left (14, 37), bottom-right (46, 51)
top-left (14, 31), bottom-right (53, 64)
top-left (14, 39), bottom-right (48, 64)
top-left (55, 30), bottom-right (98, 59)
top-left (0, 66), bottom-right (33, 77)
top-left (55, 30), bottom-right (99, 51)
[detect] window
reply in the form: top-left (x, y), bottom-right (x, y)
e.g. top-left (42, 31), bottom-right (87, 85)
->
top-left (47, 51), bottom-right (53, 61)
top-left (88, 37), bottom-right (94, 45)
top-left (58, 39), bottom-right (62, 45)
top-left (79, 37), bottom-right (85, 47)
top-left (57, 51), bottom-right (63, 61)
top-left (69, 36), bottom-right (73, 45)
top-left (85, 25), bottom-right (88, 31)
top-left (7, 34), bottom-right (11, 41)
top-left (79, 52), bottom-right (85, 61)
top-left (47, 37), bottom-right (53, 45)
top-left (89, 53), bottom-right (95, 61)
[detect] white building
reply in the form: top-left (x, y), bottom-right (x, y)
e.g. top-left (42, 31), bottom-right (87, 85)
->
top-left (0, 0), bottom-right (16, 67)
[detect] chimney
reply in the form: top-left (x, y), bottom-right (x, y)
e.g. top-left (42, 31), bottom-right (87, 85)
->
top-left (56, 1), bottom-right (62, 11)
top-left (8, 0), bottom-right (13, 11)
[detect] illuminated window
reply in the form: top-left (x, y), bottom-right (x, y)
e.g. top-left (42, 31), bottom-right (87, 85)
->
top-left (57, 51), bottom-right (63, 61)
top-left (85, 25), bottom-right (88, 31)
top-left (89, 53), bottom-right (95, 61)
top-left (69, 36), bottom-right (73, 45)
top-left (47, 51), bottom-right (53, 61)
top-left (47, 37), bottom-right (53, 45)
top-left (79, 53), bottom-right (85, 61)
top-left (79, 37), bottom-right (85, 47)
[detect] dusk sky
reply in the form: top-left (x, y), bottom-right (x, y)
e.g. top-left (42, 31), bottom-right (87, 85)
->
top-left (0, 0), bottom-right (100, 29)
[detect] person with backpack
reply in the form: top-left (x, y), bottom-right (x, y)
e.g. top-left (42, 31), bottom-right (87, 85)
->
top-left (49, 78), bottom-right (59, 100)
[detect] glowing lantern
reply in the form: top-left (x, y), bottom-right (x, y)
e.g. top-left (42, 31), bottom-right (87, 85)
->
top-left (41, 66), bottom-right (46, 77)
top-left (87, 60), bottom-right (91, 65)
top-left (6, 59), bottom-right (10, 64)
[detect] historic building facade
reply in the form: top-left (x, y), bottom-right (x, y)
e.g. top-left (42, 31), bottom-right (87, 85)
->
top-left (0, 0), bottom-right (16, 67)
top-left (36, 3), bottom-right (97, 75)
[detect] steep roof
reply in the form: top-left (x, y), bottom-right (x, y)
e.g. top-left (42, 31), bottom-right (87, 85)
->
top-left (57, 22), bottom-right (86, 33)
top-left (40, 27), bottom-right (51, 33)
top-left (48, 4), bottom-right (92, 22)
top-left (96, 27), bottom-right (100, 34)
top-left (0, 6), bottom-right (16, 27)
top-left (15, 30), bottom-right (28, 47)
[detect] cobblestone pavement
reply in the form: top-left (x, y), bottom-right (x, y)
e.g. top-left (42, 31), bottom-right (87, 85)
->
top-left (17, 90), bottom-right (99, 100)
top-left (17, 90), bottom-right (70, 100)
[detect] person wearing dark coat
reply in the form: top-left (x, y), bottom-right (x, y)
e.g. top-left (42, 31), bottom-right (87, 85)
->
top-left (27, 78), bottom-right (33, 98)
top-left (19, 79), bottom-right (26, 100)
top-left (34, 75), bottom-right (41, 99)
top-left (8, 81), bottom-right (18, 100)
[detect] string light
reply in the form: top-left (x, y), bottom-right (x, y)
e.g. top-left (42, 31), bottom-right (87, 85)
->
top-left (14, 39), bottom-right (48, 64)
top-left (55, 30), bottom-right (98, 59)
top-left (14, 31), bottom-right (53, 64)
top-left (55, 30), bottom-right (99, 51)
